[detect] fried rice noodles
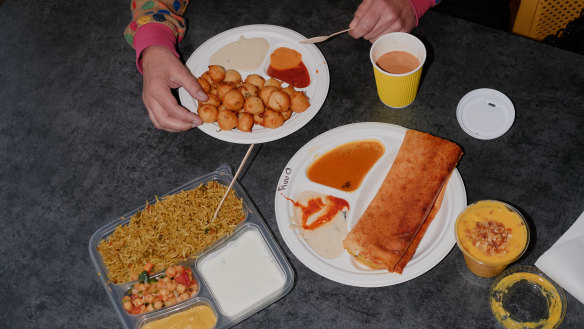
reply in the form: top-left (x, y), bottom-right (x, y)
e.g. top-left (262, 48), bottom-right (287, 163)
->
top-left (97, 181), bottom-right (245, 284)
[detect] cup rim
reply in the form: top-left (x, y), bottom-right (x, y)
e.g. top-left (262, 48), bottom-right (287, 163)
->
top-left (369, 32), bottom-right (426, 77)
top-left (454, 200), bottom-right (530, 266)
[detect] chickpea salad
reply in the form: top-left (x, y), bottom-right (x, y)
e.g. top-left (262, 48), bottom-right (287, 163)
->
top-left (122, 264), bottom-right (199, 315)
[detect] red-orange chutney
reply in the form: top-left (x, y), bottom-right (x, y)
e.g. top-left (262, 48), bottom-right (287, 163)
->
top-left (284, 194), bottom-right (349, 230)
top-left (267, 47), bottom-right (310, 88)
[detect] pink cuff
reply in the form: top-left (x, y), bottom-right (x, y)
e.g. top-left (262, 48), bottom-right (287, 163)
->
top-left (408, 0), bottom-right (435, 26)
top-left (133, 23), bottom-right (180, 73)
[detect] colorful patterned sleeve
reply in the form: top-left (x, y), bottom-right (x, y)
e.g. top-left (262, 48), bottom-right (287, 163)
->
top-left (124, 0), bottom-right (190, 72)
top-left (409, 0), bottom-right (442, 25)
top-left (124, 0), bottom-right (189, 47)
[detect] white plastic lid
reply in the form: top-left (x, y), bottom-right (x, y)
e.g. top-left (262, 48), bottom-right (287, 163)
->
top-left (456, 88), bottom-right (515, 140)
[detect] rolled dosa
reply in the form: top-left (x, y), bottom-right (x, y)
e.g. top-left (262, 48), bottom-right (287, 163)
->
top-left (393, 178), bottom-right (447, 274)
top-left (343, 130), bottom-right (462, 272)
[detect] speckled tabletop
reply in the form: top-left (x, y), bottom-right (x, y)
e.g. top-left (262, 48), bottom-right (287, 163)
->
top-left (1, 1), bottom-right (583, 328)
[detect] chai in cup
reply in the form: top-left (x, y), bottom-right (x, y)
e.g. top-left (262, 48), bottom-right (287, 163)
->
top-left (455, 200), bottom-right (529, 278)
top-left (369, 32), bottom-right (426, 108)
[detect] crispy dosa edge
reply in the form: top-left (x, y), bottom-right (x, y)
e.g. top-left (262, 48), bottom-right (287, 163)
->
top-left (393, 175), bottom-right (448, 273)
top-left (343, 130), bottom-right (462, 272)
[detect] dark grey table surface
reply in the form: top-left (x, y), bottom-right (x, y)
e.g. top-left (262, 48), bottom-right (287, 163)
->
top-left (1, 0), bottom-right (583, 328)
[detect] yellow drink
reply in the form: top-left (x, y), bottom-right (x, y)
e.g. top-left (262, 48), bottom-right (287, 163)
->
top-left (455, 200), bottom-right (529, 277)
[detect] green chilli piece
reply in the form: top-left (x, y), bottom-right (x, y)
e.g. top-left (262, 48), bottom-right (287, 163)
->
top-left (138, 270), bottom-right (149, 283)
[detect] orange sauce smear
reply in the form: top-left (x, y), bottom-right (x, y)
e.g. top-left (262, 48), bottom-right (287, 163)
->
top-left (306, 140), bottom-right (385, 191)
top-left (283, 194), bottom-right (349, 230)
top-left (267, 47), bottom-right (310, 88)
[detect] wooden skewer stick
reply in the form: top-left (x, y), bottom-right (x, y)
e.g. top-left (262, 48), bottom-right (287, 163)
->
top-left (212, 144), bottom-right (255, 221)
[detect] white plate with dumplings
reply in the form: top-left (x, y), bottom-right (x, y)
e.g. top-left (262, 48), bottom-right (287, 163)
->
top-left (179, 24), bottom-right (330, 144)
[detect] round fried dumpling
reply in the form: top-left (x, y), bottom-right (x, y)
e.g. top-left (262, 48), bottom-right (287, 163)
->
top-left (239, 83), bottom-right (259, 98)
top-left (265, 78), bottom-right (283, 88)
top-left (198, 104), bottom-right (218, 123)
top-left (244, 96), bottom-right (265, 115)
top-left (209, 83), bottom-right (218, 97)
top-left (259, 86), bottom-right (278, 105)
top-left (200, 71), bottom-right (213, 85)
top-left (217, 82), bottom-right (236, 101)
top-left (217, 109), bottom-right (238, 130)
top-left (197, 77), bottom-right (211, 93)
top-left (223, 90), bottom-right (245, 111)
top-left (290, 91), bottom-right (310, 113)
top-left (267, 90), bottom-right (291, 112)
top-left (253, 113), bottom-right (264, 126)
top-left (282, 109), bottom-right (293, 120)
top-left (281, 85), bottom-right (295, 96)
top-left (224, 69), bottom-right (242, 84)
top-left (208, 65), bottom-right (226, 82)
top-left (201, 94), bottom-right (221, 107)
top-left (244, 74), bottom-right (265, 89)
top-left (237, 112), bottom-right (254, 132)
top-left (262, 109), bottom-right (285, 128)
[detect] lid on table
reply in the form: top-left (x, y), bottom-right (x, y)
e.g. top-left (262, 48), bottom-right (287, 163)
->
top-left (456, 88), bottom-right (515, 140)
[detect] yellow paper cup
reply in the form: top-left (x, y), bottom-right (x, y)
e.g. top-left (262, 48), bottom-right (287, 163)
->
top-left (370, 32), bottom-right (427, 108)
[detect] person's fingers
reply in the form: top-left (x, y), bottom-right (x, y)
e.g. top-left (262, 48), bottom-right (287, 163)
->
top-left (350, 0), bottom-right (417, 41)
top-left (351, 8), bottom-right (382, 40)
top-left (144, 95), bottom-right (179, 132)
top-left (144, 85), bottom-right (201, 132)
top-left (143, 99), bottom-right (162, 130)
top-left (147, 99), bottom-right (193, 132)
top-left (363, 16), bottom-right (399, 41)
top-left (155, 88), bottom-right (202, 127)
top-left (349, 0), bottom-right (374, 38)
top-left (174, 67), bottom-right (208, 102)
top-left (351, 0), bottom-right (373, 23)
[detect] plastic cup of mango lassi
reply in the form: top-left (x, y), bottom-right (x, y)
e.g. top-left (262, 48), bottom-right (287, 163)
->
top-left (455, 200), bottom-right (530, 278)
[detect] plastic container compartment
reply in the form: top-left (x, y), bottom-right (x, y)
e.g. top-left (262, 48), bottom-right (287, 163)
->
top-left (89, 164), bottom-right (295, 329)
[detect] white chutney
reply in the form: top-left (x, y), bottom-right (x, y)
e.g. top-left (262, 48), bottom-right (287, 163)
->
top-left (209, 36), bottom-right (269, 71)
top-left (198, 229), bottom-right (286, 317)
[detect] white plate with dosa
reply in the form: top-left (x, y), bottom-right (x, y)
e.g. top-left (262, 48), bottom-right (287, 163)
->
top-left (274, 122), bottom-right (467, 287)
top-left (178, 24), bottom-right (330, 144)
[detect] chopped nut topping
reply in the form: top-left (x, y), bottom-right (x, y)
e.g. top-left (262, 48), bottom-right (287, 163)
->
top-left (465, 220), bottom-right (512, 255)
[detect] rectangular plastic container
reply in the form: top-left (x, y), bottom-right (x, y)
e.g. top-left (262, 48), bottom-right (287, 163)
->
top-left (89, 164), bottom-right (295, 329)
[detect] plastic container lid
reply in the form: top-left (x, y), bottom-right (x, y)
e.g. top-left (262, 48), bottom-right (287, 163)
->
top-left (456, 88), bottom-right (515, 140)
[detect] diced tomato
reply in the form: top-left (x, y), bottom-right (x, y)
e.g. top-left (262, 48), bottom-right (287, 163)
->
top-left (174, 270), bottom-right (190, 286)
top-left (130, 306), bottom-right (142, 314)
top-left (143, 262), bottom-right (154, 273)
